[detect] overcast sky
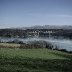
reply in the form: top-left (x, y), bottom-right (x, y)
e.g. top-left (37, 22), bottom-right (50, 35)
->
top-left (0, 0), bottom-right (72, 28)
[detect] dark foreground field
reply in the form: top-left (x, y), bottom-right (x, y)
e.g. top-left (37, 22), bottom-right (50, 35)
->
top-left (0, 48), bottom-right (72, 72)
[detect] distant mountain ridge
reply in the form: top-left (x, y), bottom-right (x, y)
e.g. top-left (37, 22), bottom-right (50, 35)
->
top-left (0, 25), bottom-right (72, 30)
top-left (17, 25), bottom-right (72, 30)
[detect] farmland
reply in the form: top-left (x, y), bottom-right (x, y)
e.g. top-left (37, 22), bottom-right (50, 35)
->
top-left (0, 46), bottom-right (72, 72)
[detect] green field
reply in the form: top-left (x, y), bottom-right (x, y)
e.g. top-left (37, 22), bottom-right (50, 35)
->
top-left (0, 48), bottom-right (72, 72)
top-left (0, 48), bottom-right (68, 59)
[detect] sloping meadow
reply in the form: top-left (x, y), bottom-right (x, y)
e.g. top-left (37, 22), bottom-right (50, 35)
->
top-left (0, 48), bottom-right (72, 72)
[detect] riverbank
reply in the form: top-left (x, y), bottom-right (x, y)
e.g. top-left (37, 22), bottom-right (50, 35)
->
top-left (0, 42), bottom-right (72, 53)
top-left (0, 37), bottom-right (72, 51)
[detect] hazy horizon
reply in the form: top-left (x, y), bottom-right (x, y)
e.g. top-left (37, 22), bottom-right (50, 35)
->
top-left (0, 0), bottom-right (72, 28)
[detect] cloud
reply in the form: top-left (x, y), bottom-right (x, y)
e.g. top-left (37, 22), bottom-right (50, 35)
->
top-left (26, 13), bottom-right (72, 18)
top-left (54, 14), bottom-right (72, 18)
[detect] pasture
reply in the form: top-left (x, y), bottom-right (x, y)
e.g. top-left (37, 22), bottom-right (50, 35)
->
top-left (0, 43), bottom-right (72, 72)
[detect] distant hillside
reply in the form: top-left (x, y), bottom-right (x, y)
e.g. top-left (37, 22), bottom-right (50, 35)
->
top-left (17, 25), bottom-right (72, 30)
top-left (0, 25), bottom-right (72, 30)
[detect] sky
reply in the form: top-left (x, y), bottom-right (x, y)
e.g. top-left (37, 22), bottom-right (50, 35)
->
top-left (0, 0), bottom-right (72, 28)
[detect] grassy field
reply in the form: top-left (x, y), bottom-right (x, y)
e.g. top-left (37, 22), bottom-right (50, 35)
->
top-left (0, 48), bottom-right (69, 59)
top-left (0, 43), bottom-right (72, 72)
top-left (0, 48), bottom-right (72, 72)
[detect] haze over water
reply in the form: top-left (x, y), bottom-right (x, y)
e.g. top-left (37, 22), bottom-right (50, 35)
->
top-left (0, 37), bottom-right (72, 51)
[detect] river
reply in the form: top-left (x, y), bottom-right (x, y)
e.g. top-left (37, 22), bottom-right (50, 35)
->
top-left (0, 37), bottom-right (72, 51)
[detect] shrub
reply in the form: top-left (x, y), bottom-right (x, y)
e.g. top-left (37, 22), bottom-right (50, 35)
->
top-left (20, 40), bottom-right (54, 49)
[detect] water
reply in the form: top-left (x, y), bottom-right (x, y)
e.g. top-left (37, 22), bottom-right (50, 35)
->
top-left (0, 37), bottom-right (72, 51)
